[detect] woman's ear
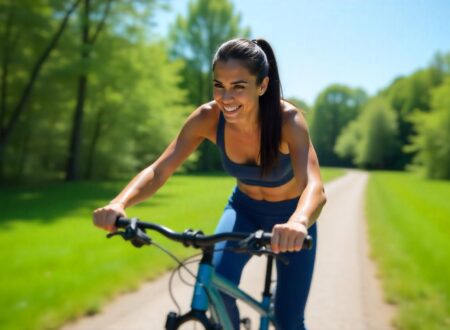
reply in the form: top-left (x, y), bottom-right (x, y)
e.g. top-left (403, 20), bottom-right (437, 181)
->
top-left (260, 76), bottom-right (269, 96)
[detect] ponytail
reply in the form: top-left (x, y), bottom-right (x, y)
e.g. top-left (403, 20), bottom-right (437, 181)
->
top-left (252, 39), bottom-right (283, 177)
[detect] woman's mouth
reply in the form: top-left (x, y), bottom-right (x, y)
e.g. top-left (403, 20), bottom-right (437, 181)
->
top-left (223, 105), bottom-right (242, 114)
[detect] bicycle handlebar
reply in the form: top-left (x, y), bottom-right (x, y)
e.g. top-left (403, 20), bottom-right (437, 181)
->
top-left (114, 217), bottom-right (313, 250)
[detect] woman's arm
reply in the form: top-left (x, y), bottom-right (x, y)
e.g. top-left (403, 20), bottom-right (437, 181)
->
top-left (271, 109), bottom-right (326, 253)
top-left (289, 140), bottom-right (327, 227)
top-left (93, 105), bottom-right (216, 231)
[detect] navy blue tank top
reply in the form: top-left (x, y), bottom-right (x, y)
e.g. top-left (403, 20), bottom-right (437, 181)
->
top-left (216, 112), bottom-right (294, 187)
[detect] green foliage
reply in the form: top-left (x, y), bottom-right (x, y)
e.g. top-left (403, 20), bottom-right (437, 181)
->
top-left (169, 0), bottom-right (250, 171)
top-left (0, 1), bottom-right (192, 182)
top-left (333, 120), bottom-right (361, 161)
top-left (406, 77), bottom-right (450, 179)
top-left (0, 0), bottom-right (80, 180)
top-left (79, 36), bottom-right (191, 179)
top-left (355, 98), bottom-right (398, 167)
top-left (367, 172), bottom-right (450, 329)
top-left (380, 67), bottom-right (446, 168)
top-left (335, 97), bottom-right (399, 169)
top-left (331, 51), bottom-right (450, 171)
top-left (309, 84), bottom-right (368, 166)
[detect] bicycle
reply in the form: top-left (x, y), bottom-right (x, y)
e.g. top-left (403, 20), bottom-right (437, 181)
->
top-left (108, 217), bottom-right (313, 330)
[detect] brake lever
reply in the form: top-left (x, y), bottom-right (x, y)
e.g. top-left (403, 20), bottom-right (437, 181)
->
top-left (106, 218), bottom-right (152, 248)
top-left (233, 230), bottom-right (290, 265)
top-left (246, 246), bottom-right (290, 265)
top-left (234, 231), bottom-right (262, 253)
top-left (106, 231), bottom-right (124, 239)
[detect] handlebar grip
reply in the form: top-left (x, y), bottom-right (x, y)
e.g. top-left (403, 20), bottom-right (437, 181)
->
top-left (116, 217), bottom-right (129, 228)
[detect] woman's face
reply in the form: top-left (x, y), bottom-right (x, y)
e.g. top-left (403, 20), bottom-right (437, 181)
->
top-left (213, 59), bottom-right (268, 124)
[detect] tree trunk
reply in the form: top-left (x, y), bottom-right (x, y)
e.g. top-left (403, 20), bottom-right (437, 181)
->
top-left (66, 75), bottom-right (88, 181)
top-left (85, 105), bottom-right (104, 179)
top-left (65, 0), bottom-right (112, 181)
top-left (66, 0), bottom-right (90, 181)
top-left (15, 125), bottom-right (31, 181)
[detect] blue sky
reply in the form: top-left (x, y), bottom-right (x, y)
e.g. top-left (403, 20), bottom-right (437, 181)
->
top-left (154, 0), bottom-right (450, 105)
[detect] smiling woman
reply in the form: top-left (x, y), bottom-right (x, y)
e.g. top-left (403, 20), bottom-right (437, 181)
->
top-left (93, 38), bottom-right (326, 330)
top-left (213, 60), bottom-right (266, 121)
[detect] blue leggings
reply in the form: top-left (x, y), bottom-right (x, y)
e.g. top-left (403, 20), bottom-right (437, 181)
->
top-left (213, 187), bottom-right (317, 330)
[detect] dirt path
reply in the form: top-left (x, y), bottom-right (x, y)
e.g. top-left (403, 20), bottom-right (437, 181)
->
top-left (62, 171), bottom-right (394, 330)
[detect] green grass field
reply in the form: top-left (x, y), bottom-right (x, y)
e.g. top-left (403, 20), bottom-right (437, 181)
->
top-left (366, 172), bottom-right (450, 330)
top-left (0, 168), bottom-right (343, 330)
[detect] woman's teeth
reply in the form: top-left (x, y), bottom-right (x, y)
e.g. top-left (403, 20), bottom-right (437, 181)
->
top-left (224, 105), bottom-right (240, 112)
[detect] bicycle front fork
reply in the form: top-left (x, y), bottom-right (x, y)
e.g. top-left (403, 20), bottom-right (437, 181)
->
top-left (165, 310), bottom-right (222, 330)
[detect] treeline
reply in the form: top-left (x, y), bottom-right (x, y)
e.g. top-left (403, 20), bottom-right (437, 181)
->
top-left (1, 0), bottom-right (448, 183)
top-left (307, 53), bottom-right (450, 179)
top-left (0, 0), bottom-right (250, 183)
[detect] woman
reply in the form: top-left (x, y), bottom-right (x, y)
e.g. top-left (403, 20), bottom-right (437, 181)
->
top-left (94, 38), bottom-right (326, 330)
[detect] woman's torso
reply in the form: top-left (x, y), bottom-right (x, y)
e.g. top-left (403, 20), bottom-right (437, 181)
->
top-left (202, 101), bottom-right (305, 202)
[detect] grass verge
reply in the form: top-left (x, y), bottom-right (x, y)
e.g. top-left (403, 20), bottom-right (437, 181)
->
top-left (366, 171), bottom-right (450, 330)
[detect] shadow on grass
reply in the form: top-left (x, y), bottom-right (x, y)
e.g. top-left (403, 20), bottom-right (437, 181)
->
top-left (0, 172), bottom-right (231, 227)
top-left (0, 180), bottom-right (172, 227)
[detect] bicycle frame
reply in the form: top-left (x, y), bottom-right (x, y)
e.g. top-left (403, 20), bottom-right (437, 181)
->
top-left (195, 262), bottom-right (277, 330)
top-left (166, 249), bottom-right (278, 330)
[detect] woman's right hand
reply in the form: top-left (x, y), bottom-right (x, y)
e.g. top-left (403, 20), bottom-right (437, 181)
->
top-left (93, 202), bottom-right (126, 232)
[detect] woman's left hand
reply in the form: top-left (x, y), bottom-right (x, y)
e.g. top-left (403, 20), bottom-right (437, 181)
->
top-left (271, 221), bottom-right (308, 254)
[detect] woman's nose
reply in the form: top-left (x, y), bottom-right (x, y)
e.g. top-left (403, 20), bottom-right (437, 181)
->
top-left (221, 90), bottom-right (234, 102)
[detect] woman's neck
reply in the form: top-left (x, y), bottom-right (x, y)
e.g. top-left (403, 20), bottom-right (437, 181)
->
top-left (231, 106), bottom-right (260, 135)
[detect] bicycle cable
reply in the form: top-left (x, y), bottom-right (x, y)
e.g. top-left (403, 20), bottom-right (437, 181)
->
top-left (150, 240), bottom-right (230, 314)
top-left (149, 239), bottom-right (276, 315)
top-left (167, 248), bottom-right (231, 314)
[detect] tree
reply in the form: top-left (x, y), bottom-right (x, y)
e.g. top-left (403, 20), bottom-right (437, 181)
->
top-left (406, 77), bottom-right (450, 180)
top-left (0, 0), bottom-right (81, 177)
top-left (380, 66), bottom-right (445, 168)
top-left (335, 97), bottom-right (399, 169)
top-left (65, 0), bottom-right (189, 180)
top-left (169, 0), bottom-right (250, 171)
top-left (79, 39), bottom-right (190, 179)
top-left (309, 84), bottom-right (367, 166)
top-left (65, 0), bottom-right (113, 181)
top-left (355, 97), bottom-right (399, 168)
top-left (333, 120), bottom-right (361, 163)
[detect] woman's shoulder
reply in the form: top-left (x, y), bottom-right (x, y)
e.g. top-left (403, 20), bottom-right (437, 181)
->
top-left (191, 101), bottom-right (221, 121)
top-left (280, 100), bottom-right (309, 144)
top-left (281, 100), bottom-right (307, 129)
top-left (185, 101), bottom-right (221, 141)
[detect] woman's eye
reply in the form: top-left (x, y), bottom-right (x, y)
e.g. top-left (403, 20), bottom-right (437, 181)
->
top-left (234, 85), bottom-right (244, 90)
top-left (214, 84), bottom-right (223, 88)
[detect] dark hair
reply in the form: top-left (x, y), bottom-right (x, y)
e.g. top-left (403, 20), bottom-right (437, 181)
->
top-left (212, 38), bottom-right (283, 177)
